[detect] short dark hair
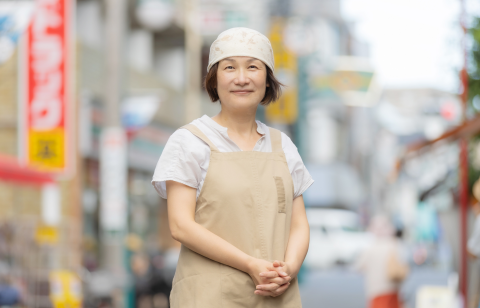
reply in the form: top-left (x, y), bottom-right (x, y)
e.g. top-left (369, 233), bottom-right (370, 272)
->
top-left (203, 62), bottom-right (284, 106)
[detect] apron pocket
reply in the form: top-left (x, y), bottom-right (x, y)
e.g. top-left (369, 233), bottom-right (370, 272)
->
top-left (273, 176), bottom-right (286, 213)
top-left (221, 270), bottom-right (255, 300)
top-left (171, 274), bottom-right (222, 308)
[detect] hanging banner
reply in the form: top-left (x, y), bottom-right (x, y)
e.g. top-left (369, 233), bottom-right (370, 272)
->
top-left (20, 0), bottom-right (73, 176)
top-left (100, 127), bottom-right (127, 231)
top-left (265, 18), bottom-right (298, 125)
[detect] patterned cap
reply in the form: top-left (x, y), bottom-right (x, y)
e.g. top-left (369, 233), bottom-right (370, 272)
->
top-left (207, 27), bottom-right (275, 72)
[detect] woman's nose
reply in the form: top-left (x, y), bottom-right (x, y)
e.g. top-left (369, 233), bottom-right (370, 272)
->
top-left (234, 69), bottom-right (250, 85)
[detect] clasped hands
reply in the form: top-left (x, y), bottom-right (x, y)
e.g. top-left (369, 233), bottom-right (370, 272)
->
top-left (247, 259), bottom-right (292, 297)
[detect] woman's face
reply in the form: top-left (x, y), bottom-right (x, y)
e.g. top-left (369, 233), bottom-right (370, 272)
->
top-left (216, 56), bottom-right (267, 111)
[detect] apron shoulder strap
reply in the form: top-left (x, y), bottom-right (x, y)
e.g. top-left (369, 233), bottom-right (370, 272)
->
top-left (180, 124), bottom-right (219, 152)
top-left (268, 127), bottom-right (283, 153)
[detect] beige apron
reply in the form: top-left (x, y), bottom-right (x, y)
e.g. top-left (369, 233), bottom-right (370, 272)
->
top-left (170, 124), bottom-right (302, 308)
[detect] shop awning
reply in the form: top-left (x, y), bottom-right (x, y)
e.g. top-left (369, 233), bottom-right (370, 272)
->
top-left (406, 114), bottom-right (480, 154)
top-left (0, 155), bottom-right (54, 185)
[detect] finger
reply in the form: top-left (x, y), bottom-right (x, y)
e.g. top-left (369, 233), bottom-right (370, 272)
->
top-left (272, 260), bottom-right (286, 267)
top-left (255, 283), bottom-right (290, 298)
top-left (272, 266), bottom-right (288, 277)
top-left (266, 265), bottom-right (286, 276)
top-left (270, 261), bottom-right (288, 276)
top-left (254, 289), bottom-right (275, 297)
top-left (266, 276), bottom-right (291, 285)
top-left (272, 282), bottom-right (290, 296)
top-left (256, 283), bottom-right (280, 292)
top-left (277, 270), bottom-right (289, 277)
top-left (259, 270), bottom-right (279, 278)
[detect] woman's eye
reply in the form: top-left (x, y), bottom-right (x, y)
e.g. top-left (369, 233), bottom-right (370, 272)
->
top-left (225, 66), bottom-right (234, 69)
top-left (249, 65), bottom-right (258, 69)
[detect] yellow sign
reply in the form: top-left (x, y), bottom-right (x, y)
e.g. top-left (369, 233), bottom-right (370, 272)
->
top-left (35, 226), bottom-right (59, 244)
top-left (50, 270), bottom-right (82, 308)
top-left (29, 129), bottom-right (65, 170)
top-left (266, 18), bottom-right (298, 124)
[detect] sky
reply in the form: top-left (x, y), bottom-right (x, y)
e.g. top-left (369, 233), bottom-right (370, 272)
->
top-left (341, 0), bottom-right (480, 92)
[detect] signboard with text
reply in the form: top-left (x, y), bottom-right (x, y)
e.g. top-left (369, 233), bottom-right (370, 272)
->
top-left (20, 0), bottom-right (73, 177)
top-left (265, 18), bottom-right (298, 125)
top-left (309, 56), bottom-right (380, 107)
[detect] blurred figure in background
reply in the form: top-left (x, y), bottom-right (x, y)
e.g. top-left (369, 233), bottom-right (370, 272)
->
top-left (468, 179), bottom-right (480, 308)
top-left (355, 215), bottom-right (409, 308)
top-left (131, 251), bottom-right (171, 308)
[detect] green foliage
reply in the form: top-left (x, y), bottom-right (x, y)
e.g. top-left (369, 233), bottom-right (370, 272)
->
top-left (469, 138), bottom-right (480, 191)
top-left (469, 18), bottom-right (480, 189)
top-left (469, 18), bottom-right (480, 101)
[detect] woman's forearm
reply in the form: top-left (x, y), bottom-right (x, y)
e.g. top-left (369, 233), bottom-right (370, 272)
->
top-left (166, 180), bottom-right (254, 274)
top-left (284, 196), bottom-right (310, 278)
top-left (174, 219), bottom-right (254, 273)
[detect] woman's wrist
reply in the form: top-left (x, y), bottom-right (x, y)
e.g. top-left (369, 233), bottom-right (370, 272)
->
top-left (243, 255), bottom-right (257, 274)
top-left (284, 260), bottom-right (301, 279)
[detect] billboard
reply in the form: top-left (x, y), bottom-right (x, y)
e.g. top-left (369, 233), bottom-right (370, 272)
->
top-left (20, 0), bottom-right (73, 177)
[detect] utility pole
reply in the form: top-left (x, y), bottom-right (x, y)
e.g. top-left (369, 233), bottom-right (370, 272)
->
top-left (104, 0), bottom-right (126, 128)
top-left (184, 0), bottom-right (202, 123)
top-left (459, 0), bottom-right (469, 306)
top-left (101, 0), bottom-right (128, 306)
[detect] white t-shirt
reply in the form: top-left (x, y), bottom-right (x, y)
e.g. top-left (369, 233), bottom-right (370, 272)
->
top-left (355, 238), bottom-right (403, 299)
top-left (152, 115), bottom-right (314, 199)
top-left (468, 215), bottom-right (480, 257)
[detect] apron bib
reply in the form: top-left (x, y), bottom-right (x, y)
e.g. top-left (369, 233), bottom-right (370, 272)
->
top-left (170, 124), bottom-right (302, 308)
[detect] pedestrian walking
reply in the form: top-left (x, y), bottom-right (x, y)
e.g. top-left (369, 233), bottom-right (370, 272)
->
top-left (468, 179), bottom-right (480, 308)
top-left (355, 215), bottom-right (409, 308)
top-left (152, 27), bottom-right (313, 307)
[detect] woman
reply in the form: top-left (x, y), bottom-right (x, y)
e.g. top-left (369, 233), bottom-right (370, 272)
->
top-left (468, 180), bottom-right (480, 308)
top-left (152, 27), bottom-right (313, 307)
top-left (355, 216), bottom-right (407, 308)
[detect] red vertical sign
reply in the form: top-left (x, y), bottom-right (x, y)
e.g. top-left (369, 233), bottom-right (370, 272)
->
top-left (22, 0), bottom-right (72, 175)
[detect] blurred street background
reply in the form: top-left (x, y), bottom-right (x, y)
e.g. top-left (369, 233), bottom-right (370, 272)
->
top-left (1, 0), bottom-right (480, 307)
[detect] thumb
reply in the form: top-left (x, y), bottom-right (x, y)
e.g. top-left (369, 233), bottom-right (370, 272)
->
top-left (273, 260), bottom-right (286, 267)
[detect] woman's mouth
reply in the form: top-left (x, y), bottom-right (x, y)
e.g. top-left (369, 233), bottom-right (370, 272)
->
top-left (231, 90), bottom-right (253, 95)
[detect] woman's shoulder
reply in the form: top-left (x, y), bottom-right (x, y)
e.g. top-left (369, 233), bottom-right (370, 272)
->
top-left (280, 132), bottom-right (297, 151)
top-left (164, 124), bottom-right (211, 155)
top-left (167, 126), bottom-right (199, 145)
top-left (256, 121), bottom-right (297, 151)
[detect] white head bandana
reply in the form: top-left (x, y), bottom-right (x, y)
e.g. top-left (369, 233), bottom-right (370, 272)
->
top-left (207, 27), bottom-right (275, 73)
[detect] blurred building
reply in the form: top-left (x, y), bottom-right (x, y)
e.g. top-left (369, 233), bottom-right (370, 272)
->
top-left (368, 88), bottom-right (463, 275)
top-left (0, 0), bottom-right (274, 305)
top-left (0, 51), bottom-right (62, 307)
top-left (281, 0), bottom-right (374, 213)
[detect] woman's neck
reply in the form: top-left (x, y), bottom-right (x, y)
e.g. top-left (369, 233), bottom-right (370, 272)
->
top-left (212, 108), bottom-right (258, 136)
top-left (211, 107), bottom-right (262, 151)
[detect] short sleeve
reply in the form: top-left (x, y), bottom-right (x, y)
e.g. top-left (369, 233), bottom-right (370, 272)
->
top-left (151, 129), bottom-right (209, 199)
top-left (468, 217), bottom-right (480, 257)
top-left (281, 133), bottom-right (314, 199)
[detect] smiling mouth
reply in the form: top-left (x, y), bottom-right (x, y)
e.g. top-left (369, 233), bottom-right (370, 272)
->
top-left (231, 90), bottom-right (253, 94)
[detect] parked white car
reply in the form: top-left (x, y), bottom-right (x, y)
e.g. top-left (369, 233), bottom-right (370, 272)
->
top-left (304, 208), bottom-right (373, 269)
